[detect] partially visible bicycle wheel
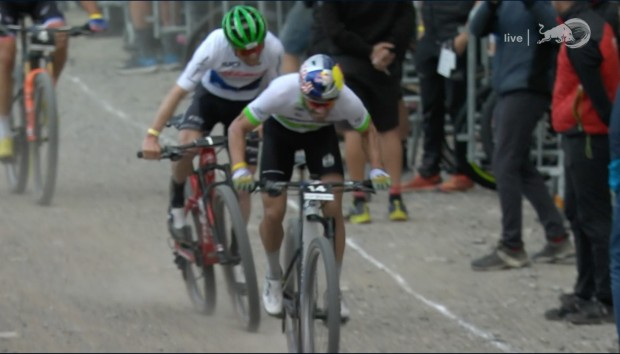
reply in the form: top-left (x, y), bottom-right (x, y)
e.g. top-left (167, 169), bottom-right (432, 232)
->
top-left (30, 72), bottom-right (59, 205)
top-left (282, 218), bottom-right (302, 353)
top-left (182, 179), bottom-right (217, 315)
top-left (301, 237), bottom-right (340, 353)
top-left (214, 184), bottom-right (260, 332)
top-left (4, 69), bottom-right (28, 194)
top-left (452, 85), bottom-right (497, 190)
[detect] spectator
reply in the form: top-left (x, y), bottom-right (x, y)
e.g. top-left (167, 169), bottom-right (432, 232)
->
top-left (309, 1), bottom-right (415, 223)
top-left (469, 1), bottom-right (573, 271)
top-left (591, 0), bottom-right (620, 57)
top-left (544, 0), bottom-right (618, 325)
top-left (403, 1), bottom-right (476, 193)
top-left (610, 83), bottom-right (620, 347)
top-left (280, 1), bottom-right (315, 73)
top-left (119, 1), bottom-right (182, 74)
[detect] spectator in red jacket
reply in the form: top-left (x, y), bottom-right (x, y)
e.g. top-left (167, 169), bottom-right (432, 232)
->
top-left (544, 0), bottom-right (619, 325)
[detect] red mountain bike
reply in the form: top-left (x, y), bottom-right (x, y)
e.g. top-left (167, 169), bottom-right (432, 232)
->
top-left (138, 135), bottom-right (260, 332)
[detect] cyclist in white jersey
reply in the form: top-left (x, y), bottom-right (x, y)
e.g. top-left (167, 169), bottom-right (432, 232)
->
top-left (140, 5), bottom-right (283, 243)
top-left (228, 54), bottom-right (391, 320)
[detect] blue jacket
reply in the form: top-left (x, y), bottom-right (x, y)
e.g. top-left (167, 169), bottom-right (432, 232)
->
top-left (469, 1), bottom-right (558, 96)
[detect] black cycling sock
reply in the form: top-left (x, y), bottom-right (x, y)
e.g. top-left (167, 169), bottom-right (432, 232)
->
top-left (389, 193), bottom-right (402, 202)
top-left (170, 179), bottom-right (186, 208)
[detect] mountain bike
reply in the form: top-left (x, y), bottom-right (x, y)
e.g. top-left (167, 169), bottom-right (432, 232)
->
top-left (2, 20), bottom-right (92, 205)
top-left (138, 135), bottom-right (260, 332)
top-left (255, 178), bottom-right (375, 353)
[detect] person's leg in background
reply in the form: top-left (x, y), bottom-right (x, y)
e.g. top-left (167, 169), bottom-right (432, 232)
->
top-left (119, 1), bottom-right (159, 74)
top-left (611, 189), bottom-right (620, 345)
top-left (438, 54), bottom-right (474, 192)
top-left (280, 1), bottom-right (314, 74)
top-left (399, 97), bottom-right (412, 173)
top-left (159, 1), bottom-right (182, 70)
top-left (404, 41), bottom-right (444, 191)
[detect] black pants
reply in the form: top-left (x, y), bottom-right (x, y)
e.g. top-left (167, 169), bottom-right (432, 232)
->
top-left (563, 135), bottom-right (612, 304)
top-left (415, 38), bottom-right (467, 177)
top-left (492, 91), bottom-right (566, 249)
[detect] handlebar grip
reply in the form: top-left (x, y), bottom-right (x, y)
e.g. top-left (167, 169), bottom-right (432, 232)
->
top-left (137, 151), bottom-right (144, 159)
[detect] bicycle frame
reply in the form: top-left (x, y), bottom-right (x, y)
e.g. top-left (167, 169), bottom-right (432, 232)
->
top-left (175, 146), bottom-right (235, 267)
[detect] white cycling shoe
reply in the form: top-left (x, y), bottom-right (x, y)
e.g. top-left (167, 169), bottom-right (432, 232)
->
top-left (262, 276), bottom-right (283, 316)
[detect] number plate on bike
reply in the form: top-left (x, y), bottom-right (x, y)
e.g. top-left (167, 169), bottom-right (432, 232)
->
top-left (303, 185), bottom-right (334, 201)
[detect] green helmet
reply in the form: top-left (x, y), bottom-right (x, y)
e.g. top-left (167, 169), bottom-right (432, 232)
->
top-left (222, 5), bottom-right (267, 50)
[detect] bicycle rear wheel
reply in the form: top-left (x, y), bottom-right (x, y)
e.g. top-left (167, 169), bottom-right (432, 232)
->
top-left (214, 184), bottom-right (260, 332)
top-left (282, 218), bottom-right (302, 352)
top-left (182, 181), bottom-right (217, 315)
top-left (301, 237), bottom-right (340, 353)
top-left (4, 74), bottom-right (28, 194)
top-left (30, 72), bottom-right (59, 205)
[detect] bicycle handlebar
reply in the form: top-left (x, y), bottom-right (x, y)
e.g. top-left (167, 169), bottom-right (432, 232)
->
top-left (0, 23), bottom-right (94, 37)
top-left (253, 179), bottom-right (375, 196)
top-left (137, 136), bottom-right (228, 161)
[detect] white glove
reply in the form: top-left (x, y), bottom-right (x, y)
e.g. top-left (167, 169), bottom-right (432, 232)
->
top-left (369, 168), bottom-right (391, 190)
top-left (232, 167), bottom-right (254, 191)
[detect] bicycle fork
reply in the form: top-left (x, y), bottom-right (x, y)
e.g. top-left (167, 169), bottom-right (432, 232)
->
top-left (24, 68), bottom-right (45, 142)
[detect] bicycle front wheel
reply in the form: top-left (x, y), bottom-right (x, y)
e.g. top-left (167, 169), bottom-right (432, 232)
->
top-left (301, 237), bottom-right (340, 353)
top-left (283, 218), bottom-right (302, 352)
top-left (4, 72), bottom-right (28, 194)
top-left (213, 184), bottom-right (260, 332)
top-left (30, 72), bottom-right (59, 205)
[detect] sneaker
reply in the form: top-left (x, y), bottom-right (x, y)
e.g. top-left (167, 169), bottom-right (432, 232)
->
top-left (402, 174), bottom-right (442, 191)
top-left (532, 237), bottom-right (575, 263)
top-left (262, 276), bottom-right (283, 316)
top-left (438, 174), bottom-right (474, 192)
top-left (117, 56), bottom-right (159, 75)
top-left (471, 244), bottom-right (530, 271)
top-left (347, 200), bottom-right (371, 224)
top-left (0, 136), bottom-right (13, 161)
top-left (388, 198), bottom-right (409, 222)
top-left (545, 294), bottom-right (588, 321)
top-left (565, 299), bottom-right (615, 325)
top-left (160, 53), bottom-right (182, 71)
top-left (167, 210), bottom-right (191, 245)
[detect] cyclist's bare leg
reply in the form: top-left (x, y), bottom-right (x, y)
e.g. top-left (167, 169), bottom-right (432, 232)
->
top-left (168, 129), bottom-right (202, 229)
top-left (0, 36), bottom-right (16, 158)
top-left (45, 21), bottom-right (69, 83)
top-left (260, 191), bottom-right (287, 278)
top-left (320, 173), bottom-right (345, 267)
top-left (378, 128), bottom-right (403, 190)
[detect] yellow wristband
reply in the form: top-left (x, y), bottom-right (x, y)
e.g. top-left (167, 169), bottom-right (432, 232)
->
top-left (147, 128), bottom-right (160, 137)
top-left (232, 162), bottom-right (247, 172)
top-left (89, 13), bottom-right (103, 20)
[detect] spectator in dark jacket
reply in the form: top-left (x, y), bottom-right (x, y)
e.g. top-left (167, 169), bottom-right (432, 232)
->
top-left (469, 0), bottom-right (573, 271)
top-left (545, 0), bottom-right (619, 325)
top-left (609, 88), bottom-right (620, 348)
top-left (309, 2), bottom-right (415, 223)
top-left (403, 1), bottom-right (477, 193)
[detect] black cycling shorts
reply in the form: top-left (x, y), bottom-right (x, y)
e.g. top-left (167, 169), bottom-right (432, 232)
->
top-left (0, 1), bottom-right (65, 33)
top-left (334, 57), bottom-right (403, 133)
top-left (260, 117), bottom-right (344, 182)
top-left (178, 84), bottom-right (259, 165)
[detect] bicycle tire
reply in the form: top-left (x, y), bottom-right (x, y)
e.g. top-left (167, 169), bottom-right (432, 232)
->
top-left (183, 180), bottom-right (217, 315)
top-left (31, 72), bottom-right (59, 205)
top-left (214, 184), bottom-right (260, 332)
top-left (5, 66), bottom-right (28, 194)
top-left (301, 237), bottom-right (340, 353)
top-left (283, 218), bottom-right (302, 353)
top-left (183, 17), bottom-right (211, 66)
top-left (452, 86), bottom-right (497, 190)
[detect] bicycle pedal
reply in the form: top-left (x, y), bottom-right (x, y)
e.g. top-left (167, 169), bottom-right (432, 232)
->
top-left (173, 253), bottom-right (187, 271)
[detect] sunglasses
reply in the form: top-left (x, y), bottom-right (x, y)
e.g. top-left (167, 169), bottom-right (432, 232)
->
top-left (235, 43), bottom-right (264, 56)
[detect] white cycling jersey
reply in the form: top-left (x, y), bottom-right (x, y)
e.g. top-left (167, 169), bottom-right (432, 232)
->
top-left (177, 29), bottom-right (283, 101)
top-left (243, 74), bottom-right (371, 133)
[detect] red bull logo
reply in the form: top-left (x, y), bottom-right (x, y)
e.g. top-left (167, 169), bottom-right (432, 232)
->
top-left (537, 18), bottom-right (591, 49)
